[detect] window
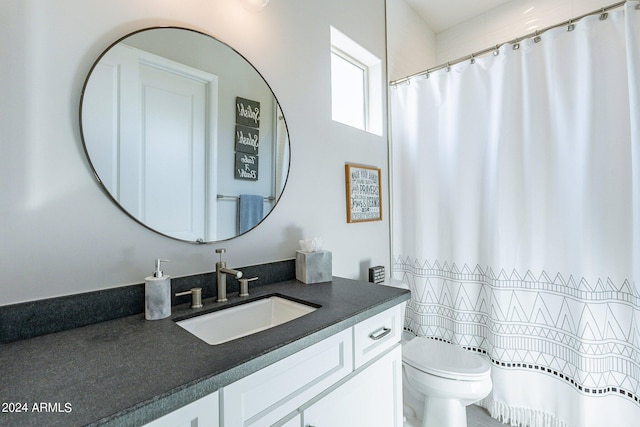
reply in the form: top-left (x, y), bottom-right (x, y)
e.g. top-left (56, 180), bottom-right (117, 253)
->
top-left (331, 48), bottom-right (367, 130)
top-left (330, 27), bottom-right (382, 135)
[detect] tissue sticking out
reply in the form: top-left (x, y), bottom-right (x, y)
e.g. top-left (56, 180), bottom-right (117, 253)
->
top-left (299, 237), bottom-right (323, 253)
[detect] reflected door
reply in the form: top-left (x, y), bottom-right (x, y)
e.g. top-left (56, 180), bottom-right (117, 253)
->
top-left (83, 44), bottom-right (219, 241)
top-left (138, 64), bottom-right (206, 240)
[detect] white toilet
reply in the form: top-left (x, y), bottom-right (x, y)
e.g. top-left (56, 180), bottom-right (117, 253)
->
top-left (383, 280), bottom-right (492, 427)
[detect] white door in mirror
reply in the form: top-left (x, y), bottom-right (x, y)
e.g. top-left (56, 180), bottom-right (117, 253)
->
top-left (83, 43), bottom-right (217, 242)
top-left (138, 62), bottom-right (208, 240)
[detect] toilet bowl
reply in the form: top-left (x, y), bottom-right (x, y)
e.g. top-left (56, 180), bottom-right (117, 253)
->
top-left (402, 337), bottom-right (492, 427)
top-left (382, 280), bottom-right (492, 427)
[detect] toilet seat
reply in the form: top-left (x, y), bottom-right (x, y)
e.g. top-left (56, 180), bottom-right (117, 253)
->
top-left (403, 337), bottom-right (491, 381)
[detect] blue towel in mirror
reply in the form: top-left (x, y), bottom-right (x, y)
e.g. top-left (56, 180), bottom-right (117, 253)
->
top-left (239, 194), bottom-right (264, 233)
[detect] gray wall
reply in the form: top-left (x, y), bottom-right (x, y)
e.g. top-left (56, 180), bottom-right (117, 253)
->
top-left (1, 0), bottom-right (389, 305)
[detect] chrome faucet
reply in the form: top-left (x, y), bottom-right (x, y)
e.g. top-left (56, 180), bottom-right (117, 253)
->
top-left (215, 248), bottom-right (243, 302)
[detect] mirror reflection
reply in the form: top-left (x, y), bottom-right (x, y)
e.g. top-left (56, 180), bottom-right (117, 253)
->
top-left (80, 27), bottom-right (289, 242)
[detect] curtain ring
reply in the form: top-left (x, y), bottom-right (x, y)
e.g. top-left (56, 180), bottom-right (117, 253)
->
top-left (513, 37), bottom-right (520, 50)
top-left (599, 8), bottom-right (609, 20)
top-left (470, 54), bottom-right (476, 65)
top-left (493, 44), bottom-right (500, 56)
top-left (446, 62), bottom-right (451, 72)
top-left (567, 20), bottom-right (575, 31)
top-left (533, 30), bottom-right (541, 43)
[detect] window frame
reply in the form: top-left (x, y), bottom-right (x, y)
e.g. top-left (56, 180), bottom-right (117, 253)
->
top-left (331, 46), bottom-right (370, 131)
top-left (330, 26), bottom-right (382, 136)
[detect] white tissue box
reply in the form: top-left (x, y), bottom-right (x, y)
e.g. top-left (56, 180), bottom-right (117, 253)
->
top-left (296, 250), bottom-right (332, 284)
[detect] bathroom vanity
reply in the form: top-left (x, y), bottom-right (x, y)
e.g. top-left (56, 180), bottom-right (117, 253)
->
top-left (0, 16), bottom-right (403, 427)
top-left (0, 277), bottom-right (409, 426)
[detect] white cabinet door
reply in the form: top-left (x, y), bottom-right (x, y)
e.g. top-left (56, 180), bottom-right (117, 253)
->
top-left (222, 328), bottom-right (353, 427)
top-left (275, 413), bottom-right (301, 427)
top-left (302, 344), bottom-right (402, 427)
top-left (144, 391), bottom-right (219, 427)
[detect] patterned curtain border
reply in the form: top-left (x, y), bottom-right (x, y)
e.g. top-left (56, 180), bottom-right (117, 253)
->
top-left (394, 256), bottom-right (640, 405)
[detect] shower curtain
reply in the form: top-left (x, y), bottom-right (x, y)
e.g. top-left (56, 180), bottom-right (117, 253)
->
top-left (390, 3), bottom-right (640, 426)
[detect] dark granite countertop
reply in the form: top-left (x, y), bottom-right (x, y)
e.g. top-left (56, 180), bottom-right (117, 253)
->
top-left (0, 277), bottom-right (409, 427)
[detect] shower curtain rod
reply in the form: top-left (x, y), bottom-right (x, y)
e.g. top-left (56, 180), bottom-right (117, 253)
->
top-left (389, 0), bottom-right (632, 86)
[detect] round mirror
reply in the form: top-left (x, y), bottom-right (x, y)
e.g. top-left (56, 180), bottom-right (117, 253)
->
top-left (80, 27), bottom-right (290, 243)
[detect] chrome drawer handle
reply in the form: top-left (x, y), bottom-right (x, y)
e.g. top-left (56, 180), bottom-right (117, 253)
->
top-left (369, 327), bottom-right (392, 341)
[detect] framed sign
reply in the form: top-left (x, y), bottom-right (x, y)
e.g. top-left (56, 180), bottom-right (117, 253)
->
top-left (235, 97), bottom-right (260, 128)
top-left (235, 152), bottom-right (259, 180)
top-left (235, 124), bottom-right (259, 155)
top-left (345, 163), bottom-right (382, 223)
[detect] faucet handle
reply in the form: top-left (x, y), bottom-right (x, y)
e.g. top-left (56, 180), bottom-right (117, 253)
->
top-left (239, 277), bottom-right (258, 297)
top-left (175, 287), bottom-right (203, 309)
top-left (215, 248), bottom-right (226, 262)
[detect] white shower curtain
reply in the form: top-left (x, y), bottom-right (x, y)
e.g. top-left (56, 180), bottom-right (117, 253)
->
top-left (390, 3), bottom-right (640, 426)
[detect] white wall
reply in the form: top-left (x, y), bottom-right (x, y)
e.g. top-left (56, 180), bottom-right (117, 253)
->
top-left (0, 0), bottom-right (389, 305)
top-left (436, 0), bottom-right (618, 64)
top-left (386, 0), bottom-right (437, 82)
top-left (387, 0), bottom-right (617, 81)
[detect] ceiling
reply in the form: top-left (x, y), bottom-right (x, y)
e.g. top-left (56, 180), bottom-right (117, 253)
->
top-left (404, 0), bottom-right (513, 33)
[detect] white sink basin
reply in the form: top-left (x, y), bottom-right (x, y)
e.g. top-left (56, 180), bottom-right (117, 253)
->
top-left (176, 296), bottom-right (318, 345)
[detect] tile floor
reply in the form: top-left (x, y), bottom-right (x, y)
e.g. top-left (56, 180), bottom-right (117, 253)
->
top-left (404, 404), bottom-right (507, 427)
top-left (467, 405), bottom-right (507, 427)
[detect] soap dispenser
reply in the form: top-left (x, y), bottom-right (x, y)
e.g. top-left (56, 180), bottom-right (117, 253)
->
top-left (145, 259), bottom-right (171, 320)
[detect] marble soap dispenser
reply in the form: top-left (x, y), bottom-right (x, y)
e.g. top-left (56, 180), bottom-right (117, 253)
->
top-left (145, 259), bottom-right (171, 320)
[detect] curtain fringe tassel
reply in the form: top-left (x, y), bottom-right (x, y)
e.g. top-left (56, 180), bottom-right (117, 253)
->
top-left (478, 396), bottom-right (569, 427)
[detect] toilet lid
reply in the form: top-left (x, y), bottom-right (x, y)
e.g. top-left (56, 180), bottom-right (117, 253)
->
top-left (403, 337), bottom-right (491, 380)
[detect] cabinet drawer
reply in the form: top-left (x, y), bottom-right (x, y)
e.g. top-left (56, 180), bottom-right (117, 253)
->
top-left (144, 391), bottom-right (219, 427)
top-left (353, 303), bottom-right (403, 368)
top-left (222, 328), bottom-right (353, 427)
